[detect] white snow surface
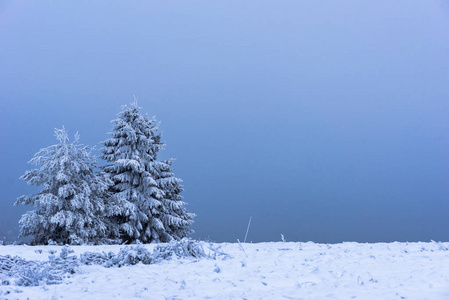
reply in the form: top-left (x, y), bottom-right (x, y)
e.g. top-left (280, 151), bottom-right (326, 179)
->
top-left (1, 241), bottom-right (449, 299)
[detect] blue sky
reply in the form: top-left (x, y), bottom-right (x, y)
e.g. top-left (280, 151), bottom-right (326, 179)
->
top-left (1, 1), bottom-right (448, 242)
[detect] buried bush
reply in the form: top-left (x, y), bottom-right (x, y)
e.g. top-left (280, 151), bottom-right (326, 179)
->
top-left (81, 238), bottom-right (230, 267)
top-left (1, 239), bottom-right (230, 287)
top-left (0, 246), bottom-right (78, 286)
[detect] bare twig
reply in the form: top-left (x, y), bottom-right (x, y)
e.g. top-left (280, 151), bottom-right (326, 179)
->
top-left (244, 216), bottom-right (252, 243)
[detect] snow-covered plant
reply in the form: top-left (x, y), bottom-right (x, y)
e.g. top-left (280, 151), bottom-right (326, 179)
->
top-left (1, 240), bottom-right (229, 287)
top-left (0, 246), bottom-right (78, 286)
top-left (15, 127), bottom-right (116, 245)
top-left (80, 251), bottom-right (115, 266)
top-left (106, 245), bottom-right (153, 267)
top-left (151, 238), bottom-right (206, 262)
top-left (101, 100), bottom-right (194, 243)
top-left (80, 239), bottom-right (228, 268)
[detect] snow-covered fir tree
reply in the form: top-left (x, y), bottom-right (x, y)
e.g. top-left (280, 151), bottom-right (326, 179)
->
top-left (101, 100), bottom-right (194, 243)
top-left (156, 159), bottom-right (194, 239)
top-left (15, 127), bottom-right (116, 245)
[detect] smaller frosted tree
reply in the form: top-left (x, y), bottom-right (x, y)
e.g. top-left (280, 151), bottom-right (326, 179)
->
top-left (157, 159), bottom-right (195, 240)
top-left (15, 127), bottom-right (115, 245)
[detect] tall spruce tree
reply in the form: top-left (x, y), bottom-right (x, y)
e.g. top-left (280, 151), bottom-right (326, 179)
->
top-left (15, 127), bottom-right (115, 245)
top-left (101, 101), bottom-right (194, 243)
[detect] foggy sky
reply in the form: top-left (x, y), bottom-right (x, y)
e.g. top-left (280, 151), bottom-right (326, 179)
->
top-left (1, 1), bottom-right (448, 243)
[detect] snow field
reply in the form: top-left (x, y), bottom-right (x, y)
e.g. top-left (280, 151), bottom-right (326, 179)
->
top-left (1, 241), bottom-right (449, 299)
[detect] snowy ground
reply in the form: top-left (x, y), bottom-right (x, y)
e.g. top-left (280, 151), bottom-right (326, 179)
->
top-left (1, 241), bottom-right (449, 300)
